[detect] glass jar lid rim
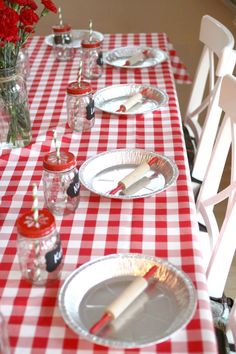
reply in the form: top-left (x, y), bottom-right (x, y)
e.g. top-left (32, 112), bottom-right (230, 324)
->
top-left (81, 39), bottom-right (101, 48)
top-left (52, 24), bottom-right (72, 33)
top-left (17, 208), bottom-right (56, 238)
top-left (67, 80), bottom-right (92, 95)
top-left (43, 150), bottom-right (77, 172)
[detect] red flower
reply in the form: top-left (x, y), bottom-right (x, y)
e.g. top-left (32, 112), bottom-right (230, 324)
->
top-left (8, 0), bottom-right (26, 5)
top-left (24, 0), bottom-right (38, 10)
top-left (0, 0), bottom-right (5, 9)
top-left (41, 0), bottom-right (57, 13)
top-left (20, 7), bottom-right (39, 26)
top-left (24, 25), bottom-right (34, 33)
top-left (0, 7), bottom-right (19, 43)
top-left (7, 0), bottom-right (38, 9)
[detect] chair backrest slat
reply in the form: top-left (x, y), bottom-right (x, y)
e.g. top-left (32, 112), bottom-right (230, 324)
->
top-left (184, 15), bottom-right (235, 185)
top-left (196, 75), bottom-right (236, 299)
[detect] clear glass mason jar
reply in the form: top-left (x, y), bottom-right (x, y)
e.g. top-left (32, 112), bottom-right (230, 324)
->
top-left (16, 45), bottom-right (30, 80)
top-left (67, 80), bottom-right (95, 132)
top-left (81, 39), bottom-right (103, 79)
top-left (43, 150), bottom-right (80, 215)
top-left (52, 24), bottom-right (75, 61)
top-left (0, 67), bottom-right (31, 151)
top-left (17, 208), bottom-right (63, 286)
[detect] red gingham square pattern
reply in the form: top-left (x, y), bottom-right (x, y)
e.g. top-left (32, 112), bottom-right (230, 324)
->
top-left (0, 33), bottom-right (217, 353)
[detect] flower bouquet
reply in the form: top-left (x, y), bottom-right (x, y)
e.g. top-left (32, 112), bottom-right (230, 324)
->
top-left (0, 0), bottom-right (57, 150)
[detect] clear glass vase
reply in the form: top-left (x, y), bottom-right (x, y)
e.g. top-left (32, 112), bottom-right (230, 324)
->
top-left (16, 46), bottom-right (30, 80)
top-left (0, 67), bottom-right (31, 150)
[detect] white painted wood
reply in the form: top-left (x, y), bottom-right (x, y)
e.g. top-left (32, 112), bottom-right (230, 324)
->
top-left (184, 15), bottom-right (235, 187)
top-left (196, 75), bottom-right (236, 299)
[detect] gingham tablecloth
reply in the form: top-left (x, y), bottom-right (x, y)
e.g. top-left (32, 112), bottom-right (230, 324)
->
top-left (0, 33), bottom-right (217, 354)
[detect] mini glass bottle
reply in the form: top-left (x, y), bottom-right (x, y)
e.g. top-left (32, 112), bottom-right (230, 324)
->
top-left (81, 39), bottom-right (103, 79)
top-left (43, 150), bottom-right (80, 215)
top-left (67, 81), bottom-right (95, 132)
top-left (17, 208), bottom-right (63, 286)
top-left (52, 24), bottom-right (74, 61)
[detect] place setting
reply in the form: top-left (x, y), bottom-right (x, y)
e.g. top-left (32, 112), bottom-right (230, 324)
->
top-left (94, 84), bottom-right (168, 115)
top-left (79, 148), bottom-right (178, 199)
top-left (58, 253), bottom-right (197, 349)
top-left (103, 45), bottom-right (168, 69)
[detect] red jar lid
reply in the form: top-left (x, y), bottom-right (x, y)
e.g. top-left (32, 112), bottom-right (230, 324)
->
top-left (52, 24), bottom-right (71, 33)
top-left (43, 151), bottom-right (76, 172)
top-left (67, 81), bottom-right (92, 95)
top-left (17, 208), bottom-right (56, 238)
top-left (81, 39), bottom-right (101, 48)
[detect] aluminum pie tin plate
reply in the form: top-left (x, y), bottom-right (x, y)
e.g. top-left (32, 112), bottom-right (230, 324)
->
top-left (94, 84), bottom-right (168, 115)
top-left (45, 29), bottom-right (104, 48)
top-left (79, 149), bottom-right (178, 199)
top-left (58, 253), bottom-right (197, 349)
top-left (104, 46), bottom-right (168, 68)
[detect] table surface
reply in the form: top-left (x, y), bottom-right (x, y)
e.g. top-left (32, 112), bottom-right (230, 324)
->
top-left (0, 33), bottom-right (218, 353)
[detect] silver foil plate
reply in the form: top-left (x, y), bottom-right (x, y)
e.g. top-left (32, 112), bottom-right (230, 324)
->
top-left (58, 253), bottom-right (197, 349)
top-left (94, 84), bottom-right (168, 115)
top-left (104, 46), bottom-right (168, 68)
top-left (45, 29), bottom-right (104, 48)
top-left (79, 149), bottom-right (178, 199)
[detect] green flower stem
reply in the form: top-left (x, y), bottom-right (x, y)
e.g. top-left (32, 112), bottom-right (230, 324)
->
top-left (0, 69), bottom-right (31, 147)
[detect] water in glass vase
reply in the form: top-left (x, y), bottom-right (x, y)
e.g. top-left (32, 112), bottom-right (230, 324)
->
top-left (0, 67), bottom-right (31, 151)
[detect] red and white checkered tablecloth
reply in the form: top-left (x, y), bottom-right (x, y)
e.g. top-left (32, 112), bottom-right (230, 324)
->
top-left (0, 33), bottom-right (217, 353)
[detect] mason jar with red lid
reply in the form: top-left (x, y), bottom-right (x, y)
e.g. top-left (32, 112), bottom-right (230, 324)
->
top-left (52, 24), bottom-right (74, 61)
top-left (66, 80), bottom-right (95, 132)
top-left (81, 39), bottom-right (103, 79)
top-left (43, 150), bottom-right (80, 215)
top-left (17, 208), bottom-right (63, 286)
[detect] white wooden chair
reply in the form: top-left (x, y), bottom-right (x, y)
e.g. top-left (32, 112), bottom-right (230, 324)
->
top-left (183, 15), bottom-right (235, 194)
top-left (196, 74), bottom-right (236, 299)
